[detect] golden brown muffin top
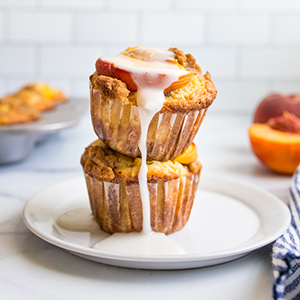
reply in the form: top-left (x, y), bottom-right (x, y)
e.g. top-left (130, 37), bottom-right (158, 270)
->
top-left (81, 140), bottom-right (202, 183)
top-left (90, 47), bottom-right (217, 113)
top-left (0, 83), bottom-right (67, 125)
top-left (0, 95), bottom-right (39, 125)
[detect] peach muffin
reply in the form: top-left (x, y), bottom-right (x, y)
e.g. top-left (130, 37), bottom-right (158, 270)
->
top-left (0, 82), bottom-right (67, 125)
top-left (81, 140), bottom-right (202, 235)
top-left (90, 46), bottom-right (217, 161)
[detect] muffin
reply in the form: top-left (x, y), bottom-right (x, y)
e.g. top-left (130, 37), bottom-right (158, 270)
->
top-left (16, 82), bottom-right (67, 112)
top-left (81, 140), bottom-right (202, 235)
top-left (0, 95), bottom-right (39, 125)
top-left (0, 82), bottom-right (67, 125)
top-left (90, 46), bottom-right (217, 161)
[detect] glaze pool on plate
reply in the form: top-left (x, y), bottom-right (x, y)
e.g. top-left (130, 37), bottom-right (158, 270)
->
top-left (22, 175), bottom-right (291, 270)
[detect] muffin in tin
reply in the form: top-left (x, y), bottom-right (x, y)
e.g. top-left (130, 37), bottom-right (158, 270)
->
top-left (81, 140), bottom-right (202, 235)
top-left (90, 47), bottom-right (217, 161)
top-left (0, 82), bottom-right (67, 125)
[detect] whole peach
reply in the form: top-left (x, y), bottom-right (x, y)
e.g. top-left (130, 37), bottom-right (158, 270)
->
top-left (253, 93), bottom-right (300, 123)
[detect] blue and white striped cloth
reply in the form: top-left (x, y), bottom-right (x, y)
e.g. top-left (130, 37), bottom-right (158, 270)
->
top-left (273, 166), bottom-right (300, 300)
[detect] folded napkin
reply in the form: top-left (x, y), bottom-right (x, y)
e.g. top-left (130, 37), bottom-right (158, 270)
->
top-left (273, 166), bottom-right (300, 300)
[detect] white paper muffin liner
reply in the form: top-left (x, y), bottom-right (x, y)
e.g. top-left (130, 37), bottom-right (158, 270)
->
top-left (84, 171), bottom-right (200, 235)
top-left (91, 87), bottom-right (207, 161)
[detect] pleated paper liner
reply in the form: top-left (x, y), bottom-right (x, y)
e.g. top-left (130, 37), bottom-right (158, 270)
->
top-left (91, 87), bottom-right (207, 161)
top-left (84, 171), bottom-right (200, 235)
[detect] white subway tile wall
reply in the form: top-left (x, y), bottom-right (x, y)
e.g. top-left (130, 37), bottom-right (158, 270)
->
top-left (0, 46), bottom-right (36, 74)
top-left (76, 13), bottom-right (137, 42)
top-left (174, 0), bottom-right (237, 11)
top-left (41, 0), bottom-right (105, 9)
top-left (241, 0), bottom-right (300, 11)
top-left (0, 12), bottom-right (4, 41)
top-left (142, 13), bottom-right (205, 44)
top-left (10, 12), bottom-right (72, 42)
top-left (0, 0), bottom-right (299, 113)
top-left (274, 16), bottom-right (300, 44)
top-left (208, 15), bottom-right (271, 44)
top-left (108, 0), bottom-right (172, 10)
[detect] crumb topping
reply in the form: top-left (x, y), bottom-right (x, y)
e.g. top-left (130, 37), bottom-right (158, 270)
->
top-left (81, 140), bottom-right (202, 183)
top-left (90, 47), bottom-right (217, 113)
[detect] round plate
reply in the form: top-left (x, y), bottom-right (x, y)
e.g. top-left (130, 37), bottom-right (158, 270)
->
top-left (23, 175), bottom-right (291, 270)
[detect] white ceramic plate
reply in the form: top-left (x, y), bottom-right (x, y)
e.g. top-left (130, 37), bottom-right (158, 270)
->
top-left (23, 175), bottom-right (291, 270)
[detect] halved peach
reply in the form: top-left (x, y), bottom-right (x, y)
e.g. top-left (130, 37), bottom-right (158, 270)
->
top-left (248, 123), bottom-right (300, 174)
top-left (174, 142), bottom-right (198, 164)
top-left (95, 57), bottom-right (194, 95)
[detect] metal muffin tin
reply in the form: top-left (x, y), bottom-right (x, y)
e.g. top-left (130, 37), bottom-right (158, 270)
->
top-left (0, 97), bottom-right (88, 164)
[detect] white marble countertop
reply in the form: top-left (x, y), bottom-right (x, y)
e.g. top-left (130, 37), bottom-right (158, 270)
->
top-left (0, 110), bottom-right (292, 300)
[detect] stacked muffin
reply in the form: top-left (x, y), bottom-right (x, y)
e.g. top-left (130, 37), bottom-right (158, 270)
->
top-left (81, 47), bottom-right (217, 235)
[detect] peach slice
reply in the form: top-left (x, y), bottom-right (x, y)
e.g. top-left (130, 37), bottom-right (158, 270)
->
top-left (96, 58), bottom-right (138, 92)
top-left (248, 123), bottom-right (300, 174)
top-left (174, 142), bottom-right (198, 164)
top-left (95, 57), bottom-right (194, 95)
top-left (164, 72), bottom-right (195, 94)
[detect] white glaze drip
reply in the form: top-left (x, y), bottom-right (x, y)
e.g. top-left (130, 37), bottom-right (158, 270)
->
top-left (56, 208), bottom-right (99, 232)
top-left (97, 48), bottom-right (188, 253)
top-left (102, 53), bottom-right (186, 78)
top-left (135, 88), bottom-right (166, 234)
top-left (130, 65), bottom-right (186, 235)
top-left (92, 232), bottom-right (185, 255)
top-left (64, 47), bottom-right (189, 255)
